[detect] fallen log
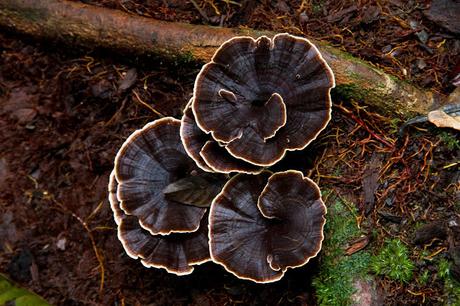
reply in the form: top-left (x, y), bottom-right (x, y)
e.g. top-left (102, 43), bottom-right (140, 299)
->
top-left (0, 0), bottom-right (445, 117)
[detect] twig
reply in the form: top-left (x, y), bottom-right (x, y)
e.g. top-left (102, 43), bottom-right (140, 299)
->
top-left (132, 90), bottom-right (165, 117)
top-left (45, 194), bottom-right (106, 295)
top-left (190, 0), bottom-right (210, 22)
top-left (336, 103), bottom-right (395, 149)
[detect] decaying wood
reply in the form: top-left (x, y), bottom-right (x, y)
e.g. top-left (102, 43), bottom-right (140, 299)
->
top-left (0, 0), bottom-right (445, 117)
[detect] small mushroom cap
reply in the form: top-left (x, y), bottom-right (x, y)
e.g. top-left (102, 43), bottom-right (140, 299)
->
top-left (209, 170), bottom-right (326, 283)
top-left (115, 117), bottom-right (206, 235)
top-left (257, 170), bottom-right (326, 271)
top-left (180, 101), bottom-right (262, 174)
top-left (209, 171), bottom-right (282, 283)
top-left (108, 172), bottom-right (210, 275)
top-left (193, 33), bottom-right (334, 166)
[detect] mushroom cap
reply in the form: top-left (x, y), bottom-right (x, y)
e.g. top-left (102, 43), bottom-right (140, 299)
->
top-left (109, 171), bottom-right (210, 275)
top-left (114, 117), bottom-right (206, 235)
top-left (257, 171), bottom-right (326, 271)
top-left (180, 101), bottom-right (262, 174)
top-left (193, 33), bottom-right (334, 166)
top-left (209, 170), bottom-right (326, 283)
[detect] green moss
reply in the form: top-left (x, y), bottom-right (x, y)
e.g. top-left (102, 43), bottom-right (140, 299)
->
top-left (312, 196), bottom-right (372, 306)
top-left (370, 239), bottom-right (414, 283)
top-left (438, 131), bottom-right (460, 151)
top-left (434, 259), bottom-right (460, 304)
top-left (332, 84), bottom-right (372, 102)
top-left (388, 118), bottom-right (402, 135)
top-left (311, 0), bottom-right (325, 15)
top-left (174, 51), bottom-right (197, 67)
top-left (419, 269), bottom-right (430, 286)
top-left (438, 259), bottom-right (451, 280)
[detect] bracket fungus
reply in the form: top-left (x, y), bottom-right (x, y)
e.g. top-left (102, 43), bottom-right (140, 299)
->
top-left (180, 100), bottom-right (263, 174)
top-left (109, 172), bottom-right (210, 275)
top-left (109, 33), bottom-right (333, 280)
top-left (209, 170), bottom-right (326, 283)
top-left (114, 118), bottom-right (208, 235)
top-left (110, 117), bottom-right (225, 274)
top-left (192, 33), bottom-right (335, 167)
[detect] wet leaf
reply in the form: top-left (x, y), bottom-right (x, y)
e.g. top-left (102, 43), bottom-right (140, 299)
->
top-left (163, 175), bottom-right (224, 208)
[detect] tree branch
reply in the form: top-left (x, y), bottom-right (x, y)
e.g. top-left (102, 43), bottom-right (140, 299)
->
top-left (0, 0), bottom-right (445, 117)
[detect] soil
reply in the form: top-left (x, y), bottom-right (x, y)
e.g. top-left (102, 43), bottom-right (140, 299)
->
top-left (1, 1), bottom-right (459, 305)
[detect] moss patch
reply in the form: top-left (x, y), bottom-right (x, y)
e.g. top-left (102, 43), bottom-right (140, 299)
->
top-left (312, 194), bottom-right (372, 306)
top-left (370, 239), bottom-right (414, 283)
top-left (436, 259), bottom-right (460, 304)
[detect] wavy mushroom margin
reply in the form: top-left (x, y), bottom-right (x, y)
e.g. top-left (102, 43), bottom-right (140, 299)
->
top-left (192, 33), bottom-right (335, 167)
top-left (109, 171), bottom-right (211, 276)
top-left (208, 170), bottom-right (327, 283)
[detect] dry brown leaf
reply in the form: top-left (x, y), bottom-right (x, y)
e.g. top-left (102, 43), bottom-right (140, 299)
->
top-left (427, 109), bottom-right (460, 130)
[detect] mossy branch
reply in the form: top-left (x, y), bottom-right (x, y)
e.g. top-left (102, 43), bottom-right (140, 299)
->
top-left (0, 0), bottom-right (445, 117)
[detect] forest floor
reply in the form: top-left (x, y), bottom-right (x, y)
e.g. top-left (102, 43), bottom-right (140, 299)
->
top-left (0, 1), bottom-right (459, 305)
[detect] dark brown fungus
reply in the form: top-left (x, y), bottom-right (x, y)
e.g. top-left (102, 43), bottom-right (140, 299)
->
top-left (199, 141), bottom-right (262, 174)
top-left (193, 33), bottom-right (334, 166)
top-left (114, 117), bottom-right (207, 235)
top-left (109, 172), bottom-right (210, 275)
top-left (180, 100), bottom-right (213, 172)
top-left (257, 171), bottom-right (326, 272)
top-left (180, 101), bottom-right (263, 174)
top-left (209, 170), bottom-right (326, 283)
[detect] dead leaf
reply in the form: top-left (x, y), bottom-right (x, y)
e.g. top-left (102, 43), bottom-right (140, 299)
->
top-left (163, 175), bottom-right (224, 208)
top-left (345, 236), bottom-right (370, 255)
top-left (12, 108), bottom-right (37, 123)
top-left (361, 5), bottom-right (381, 24)
top-left (118, 68), bottom-right (138, 94)
top-left (327, 5), bottom-right (357, 23)
top-left (428, 109), bottom-right (460, 130)
top-left (362, 154), bottom-right (382, 215)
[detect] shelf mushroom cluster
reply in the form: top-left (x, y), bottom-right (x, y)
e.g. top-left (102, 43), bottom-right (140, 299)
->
top-left (109, 33), bottom-right (335, 283)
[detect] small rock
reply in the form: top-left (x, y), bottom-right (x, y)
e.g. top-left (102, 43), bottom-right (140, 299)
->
top-left (299, 12), bottom-right (309, 24)
top-left (56, 237), bottom-right (67, 251)
top-left (409, 19), bottom-right (420, 30)
top-left (416, 59), bottom-right (427, 70)
top-left (416, 30), bottom-right (429, 44)
top-left (91, 79), bottom-right (113, 99)
top-left (378, 211), bottom-right (402, 223)
top-left (381, 45), bottom-right (392, 54)
top-left (351, 278), bottom-right (382, 306)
